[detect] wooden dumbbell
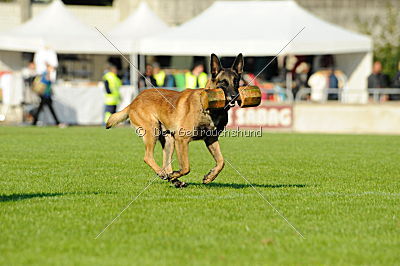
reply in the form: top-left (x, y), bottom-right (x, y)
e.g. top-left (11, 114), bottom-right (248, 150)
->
top-left (200, 88), bottom-right (226, 109)
top-left (237, 86), bottom-right (261, 108)
top-left (200, 86), bottom-right (261, 109)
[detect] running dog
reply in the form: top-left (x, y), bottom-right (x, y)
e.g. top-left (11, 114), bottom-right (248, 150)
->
top-left (106, 53), bottom-right (243, 187)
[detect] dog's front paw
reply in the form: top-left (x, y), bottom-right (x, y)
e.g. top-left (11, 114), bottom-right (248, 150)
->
top-left (158, 172), bottom-right (171, 180)
top-left (202, 177), bottom-right (212, 184)
top-left (203, 172), bottom-right (216, 184)
top-left (168, 170), bottom-right (181, 181)
top-left (172, 179), bottom-right (187, 188)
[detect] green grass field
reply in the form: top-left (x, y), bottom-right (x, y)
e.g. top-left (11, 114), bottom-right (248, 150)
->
top-left (1, 126), bottom-right (399, 265)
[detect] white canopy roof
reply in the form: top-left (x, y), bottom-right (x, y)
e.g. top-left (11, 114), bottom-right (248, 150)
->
top-left (108, 2), bottom-right (169, 53)
top-left (0, 0), bottom-right (115, 54)
top-left (139, 0), bottom-right (372, 56)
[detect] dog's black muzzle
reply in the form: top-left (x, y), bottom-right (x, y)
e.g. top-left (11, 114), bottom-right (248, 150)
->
top-left (218, 86), bottom-right (239, 108)
top-left (226, 93), bottom-right (240, 108)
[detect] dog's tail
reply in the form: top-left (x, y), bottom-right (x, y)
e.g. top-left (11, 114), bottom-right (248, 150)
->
top-left (106, 106), bottom-right (129, 129)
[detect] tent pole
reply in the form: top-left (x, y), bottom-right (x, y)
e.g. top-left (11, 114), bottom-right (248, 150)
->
top-left (130, 53), bottom-right (139, 98)
top-left (139, 54), bottom-right (145, 74)
top-left (286, 72), bottom-right (293, 102)
top-left (205, 55), bottom-right (210, 74)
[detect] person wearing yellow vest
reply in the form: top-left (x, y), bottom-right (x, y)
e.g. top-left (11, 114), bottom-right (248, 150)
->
top-left (185, 62), bottom-right (208, 89)
top-left (152, 63), bottom-right (166, 87)
top-left (103, 65), bottom-right (122, 124)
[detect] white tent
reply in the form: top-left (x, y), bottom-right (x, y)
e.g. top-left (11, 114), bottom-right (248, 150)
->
top-left (138, 0), bottom-right (372, 56)
top-left (139, 0), bottom-right (373, 102)
top-left (108, 2), bottom-right (169, 54)
top-left (0, 0), bottom-right (115, 54)
top-left (107, 2), bottom-right (169, 92)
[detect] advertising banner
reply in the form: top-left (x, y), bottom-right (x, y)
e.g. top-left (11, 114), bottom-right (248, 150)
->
top-left (227, 104), bottom-right (293, 129)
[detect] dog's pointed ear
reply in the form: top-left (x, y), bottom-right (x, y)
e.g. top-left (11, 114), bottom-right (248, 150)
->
top-left (210, 53), bottom-right (222, 79)
top-left (231, 53), bottom-right (244, 75)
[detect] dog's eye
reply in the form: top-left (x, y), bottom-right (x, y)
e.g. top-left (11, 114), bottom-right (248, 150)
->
top-left (218, 80), bottom-right (228, 88)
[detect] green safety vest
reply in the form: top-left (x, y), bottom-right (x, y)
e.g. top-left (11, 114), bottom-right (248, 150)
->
top-left (103, 72), bottom-right (122, 105)
top-left (185, 72), bottom-right (208, 89)
top-left (153, 71), bottom-right (166, 87)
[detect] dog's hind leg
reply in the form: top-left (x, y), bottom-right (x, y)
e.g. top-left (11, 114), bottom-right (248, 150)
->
top-left (142, 127), bottom-right (165, 178)
top-left (159, 134), bottom-right (174, 180)
top-left (203, 137), bottom-right (224, 184)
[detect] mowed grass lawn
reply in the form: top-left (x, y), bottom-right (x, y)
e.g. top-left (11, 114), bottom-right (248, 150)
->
top-left (0, 126), bottom-right (399, 265)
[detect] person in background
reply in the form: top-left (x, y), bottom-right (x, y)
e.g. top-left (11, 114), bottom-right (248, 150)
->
top-left (122, 67), bottom-right (130, 86)
top-left (22, 62), bottom-right (36, 87)
top-left (185, 62), bottom-right (208, 89)
top-left (390, 61), bottom-right (400, 100)
top-left (34, 45), bottom-right (58, 78)
top-left (152, 62), bottom-right (166, 87)
top-left (308, 70), bottom-right (327, 102)
top-left (284, 55), bottom-right (298, 77)
top-left (103, 65), bottom-right (122, 124)
top-left (368, 61), bottom-right (390, 101)
top-left (327, 67), bottom-right (339, 100)
top-left (21, 61), bottom-right (37, 104)
top-left (293, 62), bottom-right (310, 98)
top-left (393, 61), bottom-right (400, 87)
top-left (32, 64), bottom-right (60, 126)
top-left (368, 61), bottom-right (390, 88)
top-left (139, 64), bottom-right (157, 89)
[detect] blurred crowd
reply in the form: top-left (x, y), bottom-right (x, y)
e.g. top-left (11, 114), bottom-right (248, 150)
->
top-left (138, 62), bottom-right (208, 90)
top-left (134, 55), bottom-right (400, 102)
top-left (2, 51), bottom-right (400, 126)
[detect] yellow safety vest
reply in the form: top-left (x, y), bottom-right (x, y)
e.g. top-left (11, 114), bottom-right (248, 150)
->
top-left (103, 72), bottom-right (122, 105)
top-left (185, 72), bottom-right (208, 89)
top-left (153, 71), bottom-right (166, 87)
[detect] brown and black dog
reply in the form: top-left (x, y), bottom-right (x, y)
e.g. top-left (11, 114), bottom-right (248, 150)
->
top-left (106, 53), bottom-right (243, 187)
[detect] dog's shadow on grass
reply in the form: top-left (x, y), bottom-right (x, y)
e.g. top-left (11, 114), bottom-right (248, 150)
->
top-left (188, 182), bottom-right (307, 189)
top-left (0, 192), bottom-right (108, 203)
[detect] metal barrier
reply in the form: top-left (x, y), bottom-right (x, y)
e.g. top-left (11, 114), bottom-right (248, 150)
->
top-left (295, 88), bottom-right (342, 102)
top-left (368, 88), bottom-right (400, 102)
top-left (295, 88), bottom-right (400, 102)
top-left (143, 87), bottom-right (400, 103)
top-left (141, 87), bottom-right (295, 103)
